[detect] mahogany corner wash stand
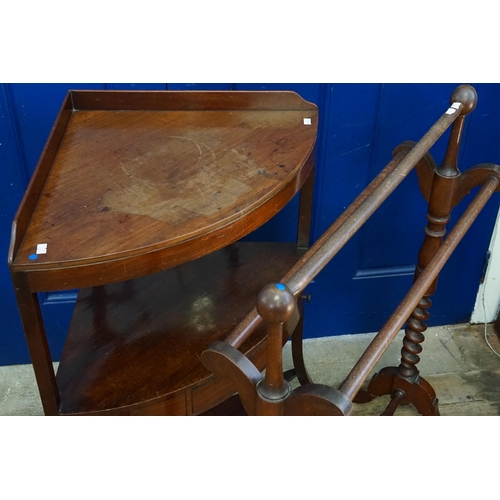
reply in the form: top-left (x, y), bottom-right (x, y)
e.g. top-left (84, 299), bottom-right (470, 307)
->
top-left (9, 90), bottom-right (318, 416)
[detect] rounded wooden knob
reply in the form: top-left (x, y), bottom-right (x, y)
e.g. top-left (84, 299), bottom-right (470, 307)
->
top-left (256, 283), bottom-right (295, 324)
top-left (451, 84), bottom-right (477, 115)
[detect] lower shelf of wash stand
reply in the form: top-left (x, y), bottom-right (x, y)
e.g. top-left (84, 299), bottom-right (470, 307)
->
top-left (54, 242), bottom-right (304, 416)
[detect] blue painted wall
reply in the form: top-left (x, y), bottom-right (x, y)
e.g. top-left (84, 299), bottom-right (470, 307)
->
top-left (2, 83), bottom-right (499, 366)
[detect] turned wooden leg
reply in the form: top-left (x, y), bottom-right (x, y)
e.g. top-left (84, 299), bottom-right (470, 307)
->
top-left (355, 293), bottom-right (439, 416)
top-left (355, 85), bottom-right (478, 416)
top-left (399, 296), bottom-right (430, 380)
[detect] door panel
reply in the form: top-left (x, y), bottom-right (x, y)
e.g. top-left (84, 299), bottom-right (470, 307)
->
top-left (306, 83), bottom-right (500, 336)
top-left (1, 83), bottom-right (499, 366)
top-left (0, 85), bottom-right (29, 364)
top-left (0, 83), bottom-right (166, 365)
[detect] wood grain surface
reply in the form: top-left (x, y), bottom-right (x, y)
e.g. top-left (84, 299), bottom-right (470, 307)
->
top-left (55, 242), bottom-right (303, 415)
top-left (12, 92), bottom-right (317, 277)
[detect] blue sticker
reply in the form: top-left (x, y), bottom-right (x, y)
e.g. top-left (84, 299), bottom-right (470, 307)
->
top-left (29, 254), bottom-right (38, 260)
top-left (276, 283), bottom-right (286, 290)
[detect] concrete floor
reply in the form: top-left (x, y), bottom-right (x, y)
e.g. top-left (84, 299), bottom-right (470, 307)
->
top-left (2, 322), bottom-right (500, 416)
top-left (283, 322), bottom-right (500, 416)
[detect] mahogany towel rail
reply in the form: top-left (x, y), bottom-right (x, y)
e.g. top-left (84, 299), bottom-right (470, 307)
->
top-left (202, 84), bottom-right (500, 416)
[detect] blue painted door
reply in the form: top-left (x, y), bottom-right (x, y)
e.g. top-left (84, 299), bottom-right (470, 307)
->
top-left (2, 83), bottom-right (499, 366)
top-left (308, 83), bottom-right (500, 337)
top-left (0, 84), bottom-right (167, 366)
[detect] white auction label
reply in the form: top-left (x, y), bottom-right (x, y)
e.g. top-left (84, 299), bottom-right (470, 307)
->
top-left (446, 102), bottom-right (461, 115)
top-left (36, 243), bottom-right (47, 254)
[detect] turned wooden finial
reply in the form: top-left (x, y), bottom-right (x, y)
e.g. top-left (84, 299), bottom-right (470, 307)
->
top-left (256, 283), bottom-right (295, 325)
top-left (255, 283), bottom-right (295, 410)
top-left (451, 84), bottom-right (477, 115)
top-left (441, 84), bottom-right (478, 176)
